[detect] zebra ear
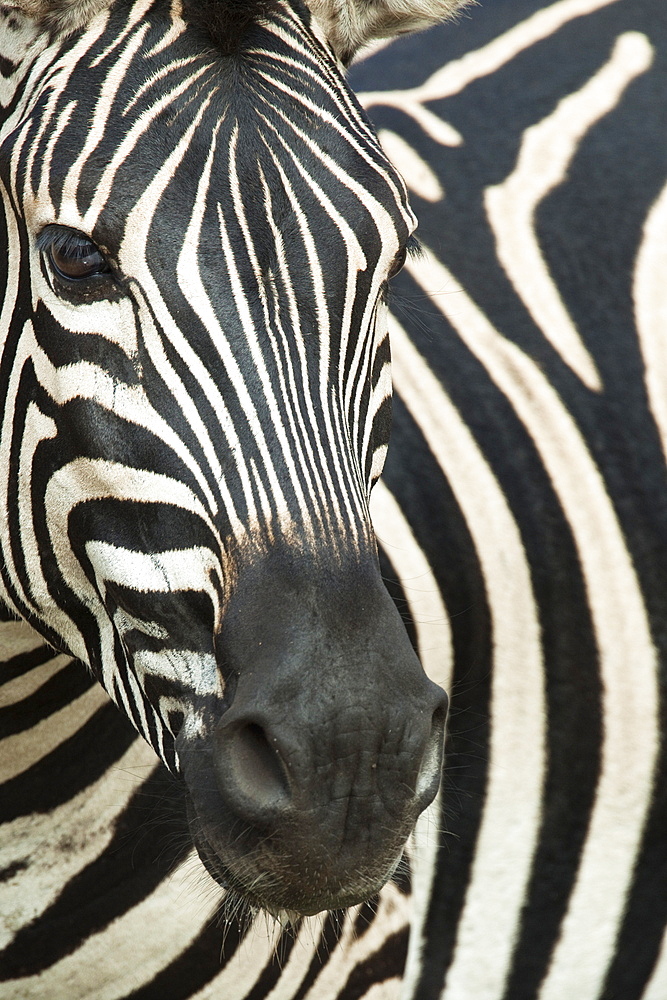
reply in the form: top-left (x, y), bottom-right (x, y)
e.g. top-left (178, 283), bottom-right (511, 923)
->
top-left (8, 0), bottom-right (109, 37)
top-left (306, 0), bottom-right (469, 63)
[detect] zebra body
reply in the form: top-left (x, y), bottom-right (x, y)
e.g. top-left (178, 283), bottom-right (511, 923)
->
top-left (357, 1), bottom-right (667, 996)
top-left (3, 0), bottom-right (667, 997)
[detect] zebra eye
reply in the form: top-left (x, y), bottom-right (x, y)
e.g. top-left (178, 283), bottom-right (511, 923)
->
top-left (39, 226), bottom-right (109, 281)
top-left (388, 246), bottom-right (407, 279)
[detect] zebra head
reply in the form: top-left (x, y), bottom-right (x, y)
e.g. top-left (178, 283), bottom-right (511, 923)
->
top-left (0, 0), bottom-right (463, 916)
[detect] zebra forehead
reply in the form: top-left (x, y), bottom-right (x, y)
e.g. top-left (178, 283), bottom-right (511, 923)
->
top-left (19, 6), bottom-right (414, 257)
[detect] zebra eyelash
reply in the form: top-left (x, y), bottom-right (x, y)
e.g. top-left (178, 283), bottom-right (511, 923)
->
top-left (36, 224), bottom-right (103, 258)
top-left (37, 224), bottom-right (115, 288)
top-left (388, 234), bottom-right (422, 281)
top-left (405, 234), bottom-right (423, 260)
top-left (382, 235), bottom-right (421, 299)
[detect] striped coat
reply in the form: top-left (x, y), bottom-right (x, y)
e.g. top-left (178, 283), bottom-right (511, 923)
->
top-left (2, 0), bottom-right (666, 997)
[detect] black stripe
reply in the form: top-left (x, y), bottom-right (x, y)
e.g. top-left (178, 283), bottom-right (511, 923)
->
top-left (0, 763), bottom-right (189, 979)
top-left (243, 927), bottom-right (303, 1000)
top-left (382, 394), bottom-right (494, 993)
top-left (119, 916), bottom-right (250, 1000)
top-left (0, 701), bottom-right (137, 823)
top-left (291, 913), bottom-right (348, 1000)
top-left (0, 659), bottom-right (95, 737)
top-left (601, 708), bottom-right (667, 998)
top-left (2, 642), bottom-right (64, 684)
top-left (340, 927), bottom-right (409, 1000)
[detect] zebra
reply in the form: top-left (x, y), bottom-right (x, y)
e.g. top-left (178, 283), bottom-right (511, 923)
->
top-left (0, 0), bottom-right (465, 995)
top-left (3, 2), bottom-right (667, 1000)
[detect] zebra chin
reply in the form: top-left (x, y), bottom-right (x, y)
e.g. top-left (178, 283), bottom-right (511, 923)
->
top-left (172, 553), bottom-right (448, 916)
top-left (181, 785), bottom-right (407, 917)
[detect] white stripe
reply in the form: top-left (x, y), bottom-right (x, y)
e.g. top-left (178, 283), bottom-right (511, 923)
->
top-left (0, 618), bottom-right (47, 661)
top-left (91, 0), bottom-right (162, 67)
top-left (0, 10), bottom-right (46, 107)
top-left (485, 31), bottom-right (653, 391)
top-left (129, 289), bottom-right (244, 541)
top-left (259, 106), bottom-right (401, 535)
top-left (43, 458), bottom-right (217, 694)
top-left (370, 479), bottom-right (452, 999)
top-left (61, 21), bottom-right (151, 208)
top-left (642, 925), bottom-right (667, 1000)
top-left (0, 181), bottom-right (26, 615)
top-left (26, 351), bottom-right (219, 517)
top-left (634, 179), bottom-right (667, 463)
top-left (1, 848), bottom-right (218, 999)
top-left (81, 60), bottom-right (215, 230)
top-left (360, 0), bottom-right (625, 124)
top-left (84, 541), bottom-right (221, 596)
top-left (16, 16), bottom-right (111, 225)
top-left (405, 248), bottom-right (660, 1000)
top-left (33, 99), bottom-right (77, 223)
top-left (253, 46), bottom-right (413, 222)
top-left (17, 394), bottom-right (88, 657)
top-left (2, 651), bottom-right (71, 709)
top-left (387, 313), bottom-right (545, 1000)
top-left (264, 146), bottom-right (363, 545)
top-left (120, 109), bottom-right (250, 538)
top-left (132, 649), bottom-right (220, 701)
top-left (259, 10), bottom-right (392, 162)
top-left (257, 167), bottom-right (332, 533)
top-left (0, 734), bottom-right (153, 953)
top-left (300, 884), bottom-right (411, 1000)
top-left (0, 679), bottom-right (105, 784)
top-left (378, 129), bottom-right (444, 203)
top-left (371, 480), bottom-right (452, 692)
top-left (216, 126), bottom-right (299, 529)
top-left (174, 116), bottom-right (275, 531)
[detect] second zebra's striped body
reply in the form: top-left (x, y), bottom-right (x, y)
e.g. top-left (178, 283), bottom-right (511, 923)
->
top-left (358, 1), bottom-right (667, 996)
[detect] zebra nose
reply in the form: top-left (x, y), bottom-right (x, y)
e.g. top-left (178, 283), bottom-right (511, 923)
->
top-left (211, 685), bottom-right (447, 831)
top-left (212, 717), bottom-right (293, 824)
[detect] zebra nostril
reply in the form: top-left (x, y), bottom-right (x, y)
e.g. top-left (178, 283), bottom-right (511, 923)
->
top-left (214, 720), bottom-right (291, 820)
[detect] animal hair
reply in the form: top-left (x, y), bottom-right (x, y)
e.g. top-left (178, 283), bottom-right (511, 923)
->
top-left (307, 0), bottom-right (471, 63)
top-left (8, 0), bottom-right (280, 49)
top-left (181, 0), bottom-right (280, 55)
top-left (8, 0), bottom-right (470, 55)
top-left (9, 0), bottom-right (110, 36)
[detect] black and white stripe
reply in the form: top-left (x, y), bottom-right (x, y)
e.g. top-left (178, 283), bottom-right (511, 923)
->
top-left (0, 0), bottom-right (450, 992)
top-left (3, 0), bottom-right (667, 997)
top-left (0, 0), bottom-right (413, 764)
top-left (357, 0), bottom-right (667, 996)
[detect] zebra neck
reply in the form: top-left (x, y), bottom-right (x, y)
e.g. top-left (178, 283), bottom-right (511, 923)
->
top-left (0, 617), bottom-right (103, 802)
top-left (0, 6), bottom-right (50, 111)
top-left (0, 615), bottom-right (139, 802)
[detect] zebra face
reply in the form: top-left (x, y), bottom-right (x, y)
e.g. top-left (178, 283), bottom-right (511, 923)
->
top-left (0, 0), bottom-right (448, 915)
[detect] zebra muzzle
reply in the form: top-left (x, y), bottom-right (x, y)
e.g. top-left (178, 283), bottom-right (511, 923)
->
top-left (174, 554), bottom-right (448, 915)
